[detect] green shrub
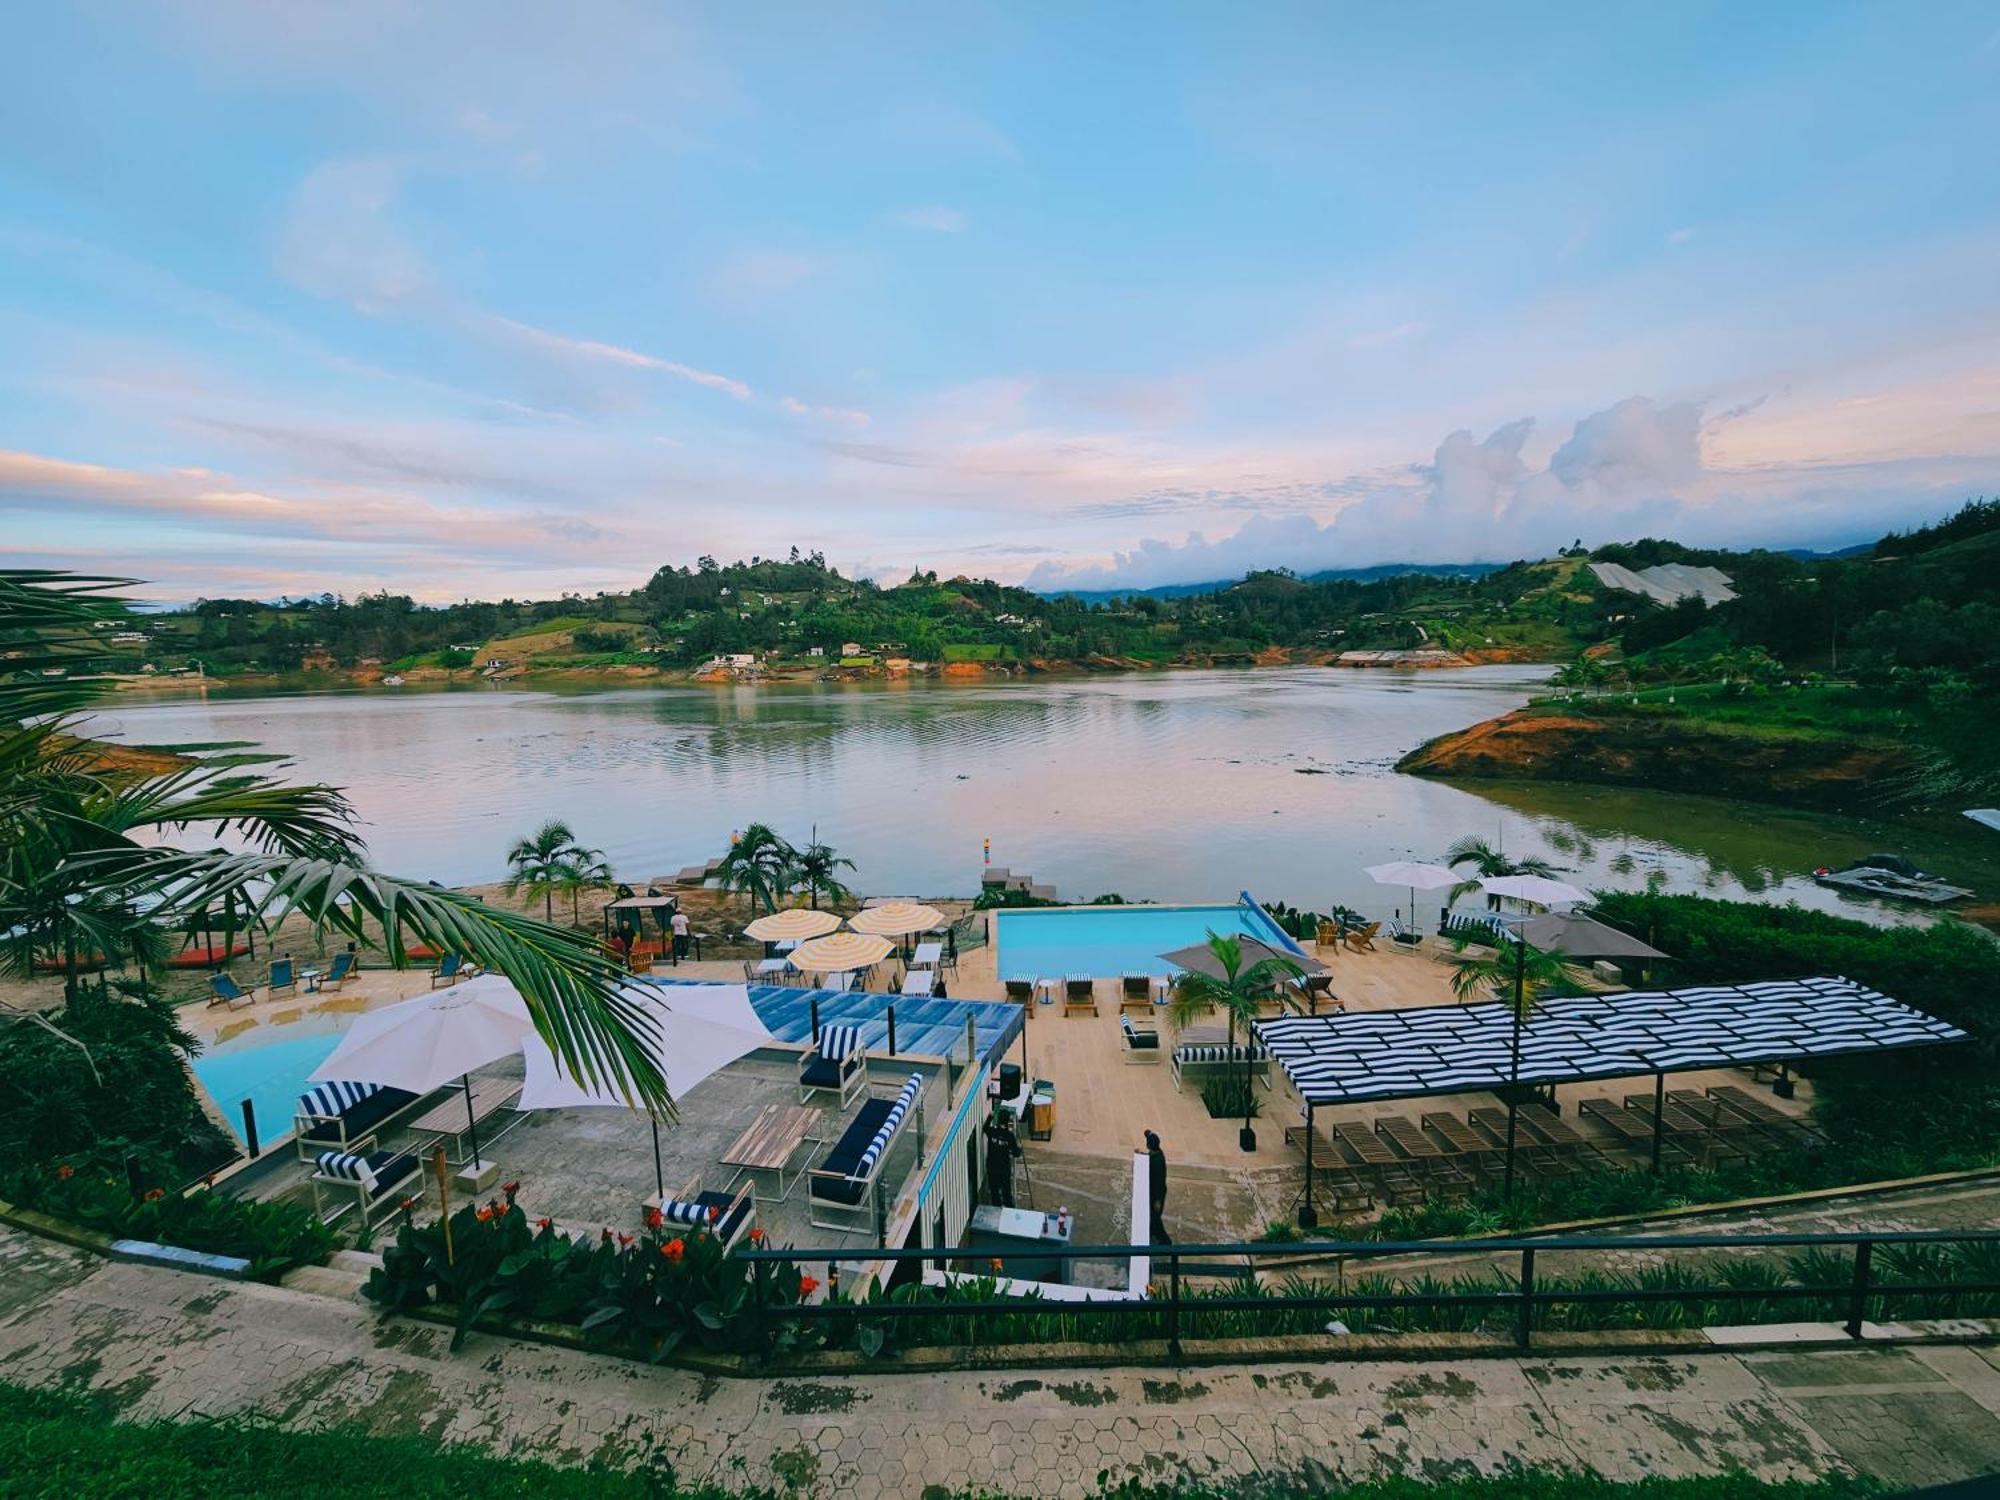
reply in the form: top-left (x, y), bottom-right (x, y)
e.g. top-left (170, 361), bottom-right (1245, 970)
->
top-left (1199, 1075), bottom-right (1262, 1120)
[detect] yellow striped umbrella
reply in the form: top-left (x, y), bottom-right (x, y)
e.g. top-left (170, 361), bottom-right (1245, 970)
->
top-left (744, 908), bottom-right (842, 943)
top-left (787, 931), bottom-right (895, 974)
top-left (848, 902), bottom-right (946, 938)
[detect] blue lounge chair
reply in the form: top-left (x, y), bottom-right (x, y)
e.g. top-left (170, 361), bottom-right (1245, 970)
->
top-left (293, 1080), bottom-right (423, 1161)
top-left (310, 1147), bottom-right (424, 1229)
top-left (429, 953), bottom-right (464, 988)
top-left (797, 1022), bottom-right (867, 1108)
top-left (319, 951), bottom-right (357, 992)
top-left (207, 973), bottom-right (253, 1010)
top-left (266, 957), bottom-right (298, 998)
top-left (808, 1073), bottom-right (924, 1233)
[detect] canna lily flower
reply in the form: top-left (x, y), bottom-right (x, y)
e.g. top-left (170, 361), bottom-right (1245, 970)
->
top-left (644, 1207), bottom-right (663, 1231)
top-left (617, 1231), bottom-right (635, 1248)
top-left (55, 1164), bottom-right (74, 1181)
top-left (143, 1188), bottom-right (165, 1203)
top-left (535, 1217), bottom-right (553, 1230)
top-left (660, 1238), bottom-right (685, 1263)
top-left (798, 1274), bottom-right (820, 1297)
top-left (746, 1226), bottom-right (765, 1244)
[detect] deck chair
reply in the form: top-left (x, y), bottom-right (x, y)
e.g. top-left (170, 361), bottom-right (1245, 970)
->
top-left (318, 951), bottom-right (357, 993)
top-left (655, 1173), bottom-right (757, 1250)
top-left (207, 973), bottom-right (254, 1010)
top-left (1120, 975), bottom-right (1158, 1015)
top-left (1003, 977), bottom-right (1038, 1004)
top-left (266, 957), bottom-right (298, 998)
top-left (798, 1023), bottom-right (867, 1108)
top-left (1063, 975), bottom-right (1098, 1017)
top-left (310, 1147), bottom-right (425, 1230)
top-left (1342, 922), bottom-right (1380, 953)
top-left (429, 953), bottom-right (465, 988)
top-left (1119, 1013), bottom-right (1162, 1064)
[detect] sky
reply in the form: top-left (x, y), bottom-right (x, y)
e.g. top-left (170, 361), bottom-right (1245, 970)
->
top-left (2, 3), bottom-right (1998, 601)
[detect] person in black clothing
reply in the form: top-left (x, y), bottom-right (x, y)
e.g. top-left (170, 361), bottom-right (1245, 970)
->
top-left (984, 1109), bottom-right (1022, 1207)
top-left (1145, 1129), bottom-right (1169, 1243)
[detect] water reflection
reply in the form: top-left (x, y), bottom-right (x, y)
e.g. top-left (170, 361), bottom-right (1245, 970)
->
top-left (91, 670), bottom-right (1996, 925)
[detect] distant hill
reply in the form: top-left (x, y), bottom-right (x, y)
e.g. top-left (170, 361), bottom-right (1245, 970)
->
top-left (1040, 561), bottom-right (1505, 604)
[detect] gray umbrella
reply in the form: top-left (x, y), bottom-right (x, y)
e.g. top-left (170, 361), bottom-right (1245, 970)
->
top-left (1513, 911), bottom-right (1668, 961)
top-left (1159, 937), bottom-right (1326, 980)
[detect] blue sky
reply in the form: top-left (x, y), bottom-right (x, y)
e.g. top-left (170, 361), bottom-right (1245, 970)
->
top-left (3, 3), bottom-right (1997, 599)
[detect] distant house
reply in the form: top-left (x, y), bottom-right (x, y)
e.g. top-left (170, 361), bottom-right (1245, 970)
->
top-left (806, 646), bottom-right (825, 657)
top-left (111, 632), bottom-right (147, 644)
top-left (724, 653), bottom-right (756, 668)
top-left (840, 642), bottom-right (862, 658)
top-left (995, 613), bottom-right (1024, 626)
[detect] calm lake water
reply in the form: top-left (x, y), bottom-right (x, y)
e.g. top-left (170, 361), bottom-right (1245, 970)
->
top-left (91, 669), bottom-right (2000, 925)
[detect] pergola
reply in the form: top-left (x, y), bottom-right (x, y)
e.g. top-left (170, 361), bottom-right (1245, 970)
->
top-left (1256, 976), bottom-right (1965, 1224)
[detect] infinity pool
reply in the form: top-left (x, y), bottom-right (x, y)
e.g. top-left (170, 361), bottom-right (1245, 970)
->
top-left (993, 900), bottom-right (1297, 980)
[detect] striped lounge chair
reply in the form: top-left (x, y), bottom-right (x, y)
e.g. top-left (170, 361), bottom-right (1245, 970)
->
top-left (293, 1080), bottom-right (423, 1161)
top-left (654, 1174), bottom-right (757, 1250)
top-left (808, 1073), bottom-right (924, 1233)
top-left (797, 1022), bottom-right (867, 1109)
top-left (310, 1147), bottom-right (424, 1229)
top-left (1170, 1040), bottom-right (1271, 1094)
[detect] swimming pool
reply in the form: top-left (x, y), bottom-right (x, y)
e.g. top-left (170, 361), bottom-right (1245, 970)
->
top-left (993, 900), bottom-right (1299, 980)
top-left (190, 1025), bottom-right (346, 1147)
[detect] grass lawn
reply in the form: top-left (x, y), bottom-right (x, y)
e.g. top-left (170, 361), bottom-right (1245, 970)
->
top-left (0, 1379), bottom-right (1882, 1499)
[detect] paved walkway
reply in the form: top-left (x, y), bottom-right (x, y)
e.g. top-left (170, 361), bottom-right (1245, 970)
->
top-left (3, 1226), bottom-right (1999, 1495)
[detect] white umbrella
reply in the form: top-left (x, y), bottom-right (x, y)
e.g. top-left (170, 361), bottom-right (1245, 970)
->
top-left (1363, 861), bottom-right (1461, 938)
top-left (308, 973), bottom-right (539, 1170)
top-left (517, 983), bottom-right (774, 1200)
top-left (744, 908), bottom-right (842, 943)
top-left (1480, 874), bottom-right (1590, 910)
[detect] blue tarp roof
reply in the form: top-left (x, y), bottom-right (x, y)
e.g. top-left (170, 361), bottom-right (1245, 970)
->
top-left (649, 978), bottom-right (1024, 1066)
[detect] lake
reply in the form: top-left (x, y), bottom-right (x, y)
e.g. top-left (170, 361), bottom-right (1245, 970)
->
top-left (90, 668), bottom-right (2000, 924)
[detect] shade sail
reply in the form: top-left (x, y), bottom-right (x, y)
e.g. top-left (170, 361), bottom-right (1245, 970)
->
top-left (744, 908), bottom-right (842, 943)
top-left (1159, 937), bottom-right (1324, 980)
top-left (1480, 874), bottom-right (1590, 908)
top-left (788, 930), bottom-right (895, 973)
top-left (1256, 976), bottom-right (1965, 1107)
top-left (849, 902), bottom-right (946, 937)
top-left (309, 974), bottom-right (537, 1093)
top-left (517, 983), bottom-right (771, 1110)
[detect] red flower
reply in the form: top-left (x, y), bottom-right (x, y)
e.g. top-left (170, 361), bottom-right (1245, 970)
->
top-left (602, 1226), bottom-right (614, 1241)
top-left (535, 1216), bottom-right (552, 1230)
top-left (644, 1207), bottom-right (664, 1231)
top-left (398, 1196), bottom-right (417, 1214)
top-left (989, 1257), bottom-right (1003, 1273)
top-left (617, 1231), bottom-right (635, 1248)
top-left (502, 1179), bottom-right (520, 1201)
top-left (54, 1164), bottom-right (74, 1181)
top-left (475, 1206), bottom-right (495, 1222)
top-left (143, 1187), bottom-right (165, 1203)
top-left (707, 1205), bottom-right (720, 1220)
top-left (201, 1172), bottom-right (216, 1188)
top-left (660, 1237), bottom-right (685, 1263)
top-left (798, 1274), bottom-right (820, 1297)
top-left (746, 1226), bottom-right (765, 1244)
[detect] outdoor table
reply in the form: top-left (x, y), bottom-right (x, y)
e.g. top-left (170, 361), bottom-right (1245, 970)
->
top-left (753, 957), bottom-right (790, 978)
top-left (912, 941), bottom-right (943, 969)
top-left (719, 1103), bottom-right (823, 1202)
top-left (900, 969), bottom-right (936, 996)
top-left (300, 967), bottom-right (323, 992)
top-left (408, 1076), bottom-right (523, 1168)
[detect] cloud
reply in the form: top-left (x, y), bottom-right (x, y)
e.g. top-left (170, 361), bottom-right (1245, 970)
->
top-left (477, 316), bottom-right (753, 400)
top-left (1667, 227), bottom-right (1698, 245)
top-left (890, 205), bottom-right (967, 234)
top-left (706, 250), bottom-right (819, 301)
top-left (780, 396), bottom-right (870, 426)
top-left (272, 160), bottom-right (431, 315)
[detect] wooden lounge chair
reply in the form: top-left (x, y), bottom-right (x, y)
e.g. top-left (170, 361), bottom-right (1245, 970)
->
top-left (1120, 974), bottom-right (1157, 1014)
top-left (1003, 977), bottom-right (1038, 1004)
top-left (1342, 922), bottom-right (1380, 954)
top-left (429, 953), bottom-right (465, 988)
top-left (807, 1073), bottom-right (924, 1233)
top-left (310, 1147), bottom-right (425, 1230)
top-left (1315, 919), bottom-right (1340, 948)
top-left (318, 951), bottom-right (357, 993)
top-left (654, 1173), bottom-right (757, 1250)
top-left (797, 1023), bottom-right (867, 1109)
top-left (266, 957), bottom-right (298, 998)
top-left (1063, 976), bottom-right (1098, 1017)
top-left (207, 973), bottom-right (254, 1011)
top-left (1119, 1013), bottom-right (1162, 1064)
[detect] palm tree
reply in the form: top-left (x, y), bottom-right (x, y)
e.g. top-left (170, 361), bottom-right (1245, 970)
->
top-left (556, 847), bottom-right (616, 927)
top-left (504, 819), bottom-right (582, 924)
top-left (792, 831), bottom-right (855, 911)
top-left (1166, 931), bottom-right (1303, 1150)
top-left (1445, 835), bottom-right (1565, 909)
top-left (0, 571), bottom-right (668, 1115)
top-left (715, 823), bottom-right (797, 914)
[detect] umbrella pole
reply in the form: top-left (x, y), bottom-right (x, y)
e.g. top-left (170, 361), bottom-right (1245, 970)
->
top-left (462, 1074), bottom-right (483, 1170)
top-left (1299, 1102), bottom-right (1318, 1230)
top-left (1503, 932), bottom-right (1526, 1201)
top-left (650, 1113), bottom-right (665, 1202)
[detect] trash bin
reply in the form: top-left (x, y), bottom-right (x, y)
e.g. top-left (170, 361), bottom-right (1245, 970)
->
top-left (998, 1062), bottom-right (1023, 1101)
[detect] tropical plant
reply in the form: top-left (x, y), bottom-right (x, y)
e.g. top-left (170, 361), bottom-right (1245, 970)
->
top-left (1166, 931), bottom-right (1302, 1138)
top-left (1445, 835), bottom-right (1566, 908)
top-left (713, 822), bottom-right (797, 914)
top-left (504, 819), bottom-right (583, 924)
top-left (791, 831), bottom-right (854, 911)
top-left (0, 571), bottom-right (668, 1124)
top-left (555, 847), bottom-right (617, 927)
top-left (1447, 938), bottom-right (1590, 1013)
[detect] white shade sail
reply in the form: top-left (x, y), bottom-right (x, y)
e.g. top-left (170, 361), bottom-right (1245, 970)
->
top-left (743, 908), bottom-right (842, 942)
top-left (848, 901), bottom-right (946, 937)
top-left (1480, 874), bottom-right (1591, 909)
top-left (517, 983), bottom-right (772, 1111)
top-left (308, 974), bottom-right (537, 1093)
top-left (788, 930), bottom-right (895, 973)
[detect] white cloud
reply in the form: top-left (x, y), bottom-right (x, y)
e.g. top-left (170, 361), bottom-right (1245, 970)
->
top-left (1667, 227), bottom-right (1697, 245)
top-left (272, 160), bottom-right (430, 314)
top-left (890, 205), bottom-right (968, 234)
top-left (480, 316), bottom-right (754, 400)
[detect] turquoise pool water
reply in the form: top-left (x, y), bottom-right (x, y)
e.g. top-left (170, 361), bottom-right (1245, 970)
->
top-left (993, 901), bottom-right (1296, 980)
top-left (191, 1029), bottom-right (345, 1147)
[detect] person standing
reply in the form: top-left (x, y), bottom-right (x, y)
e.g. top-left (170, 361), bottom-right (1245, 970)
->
top-left (1145, 1129), bottom-right (1169, 1243)
top-left (670, 908), bottom-right (691, 962)
top-left (985, 1108), bottom-right (1022, 1207)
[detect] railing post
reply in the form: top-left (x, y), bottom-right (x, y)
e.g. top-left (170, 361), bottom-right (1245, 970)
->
top-left (1517, 1246), bottom-right (1536, 1350)
top-left (240, 1099), bottom-right (260, 1159)
top-left (1846, 1239), bottom-right (1874, 1340)
top-left (1167, 1251), bottom-right (1183, 1363)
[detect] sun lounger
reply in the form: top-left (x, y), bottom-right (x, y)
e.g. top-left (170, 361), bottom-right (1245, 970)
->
top-left (1120, 974), bottom-right (1164, 1014)
top-left (912, 941), bottom-right (943, 970)
top-left (1119, 1012), bottom-right (1162, 1063)
top-left (266, 957), bottom-right (298, 998)
top-left (293, 1080), bottom-right (425, 1161)
top-left (310, 1147), bottom-right (425, 1229)
top-left (317, 951), bottom-right (357, 992)
top-left (798, 1023), bottom-right (867, 1108)
top-left (655, 1173), bottom-right (757, 1250)
top-left (807, 1073), bottom-right (925, 1233)
top-left (207, 973), bottom-right (254, 1010)
top-left (429, 953), bottom-right (465, 988)
top-left (1063, 975), bottom-right (1097, 1017)
top-left (1003, 977), bottom-right (1039, 1004)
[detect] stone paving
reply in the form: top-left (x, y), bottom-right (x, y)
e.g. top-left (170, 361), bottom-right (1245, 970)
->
top-left (4, 1224), bottom-right (2000, 1495)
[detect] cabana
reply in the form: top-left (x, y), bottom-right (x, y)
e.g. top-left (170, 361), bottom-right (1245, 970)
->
top-left (1256, 976), bottom-right (1965, 1228)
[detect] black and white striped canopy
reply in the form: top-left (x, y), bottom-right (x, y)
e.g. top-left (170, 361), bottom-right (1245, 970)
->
top-left (1255, 976), bottom-right (1965, 1107)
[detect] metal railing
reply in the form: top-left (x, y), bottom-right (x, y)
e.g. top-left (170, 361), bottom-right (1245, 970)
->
top-left (737, 1228), bottom-right (2000, 1359)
